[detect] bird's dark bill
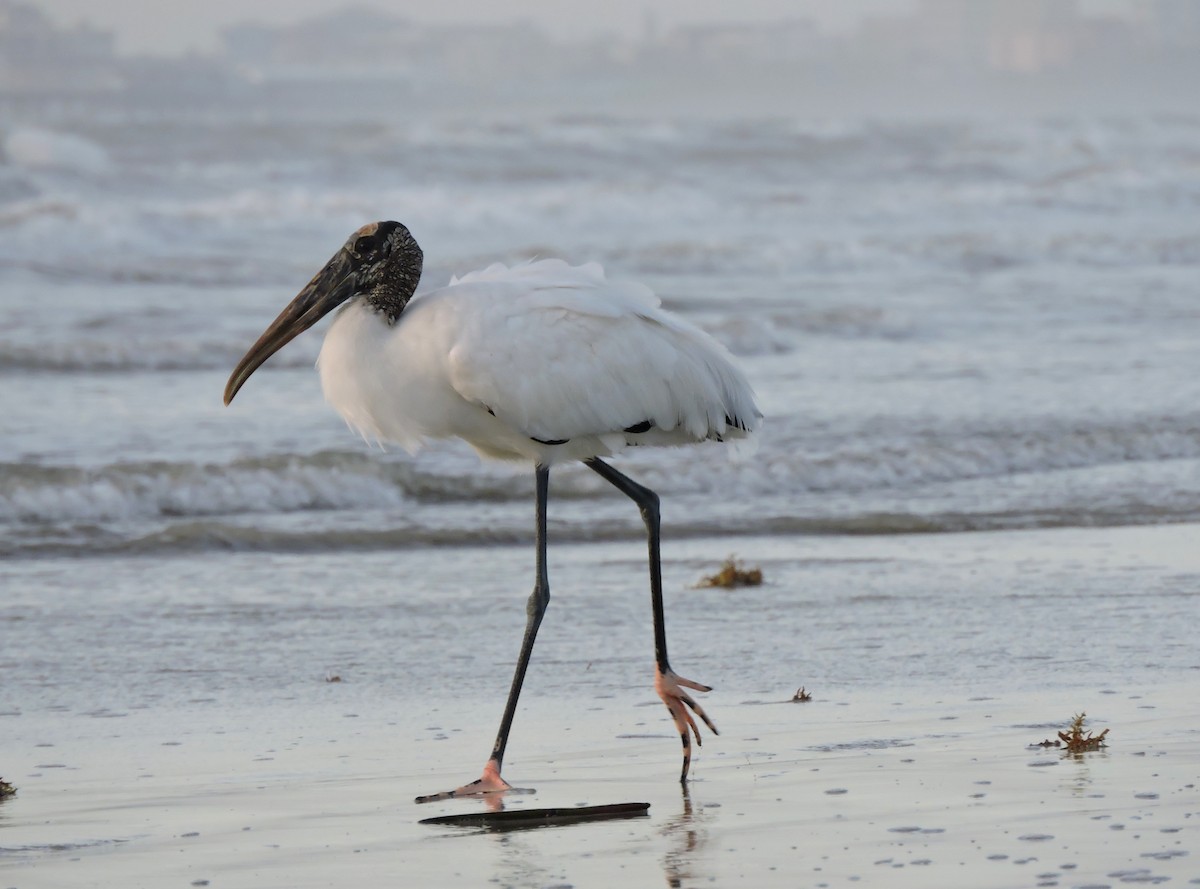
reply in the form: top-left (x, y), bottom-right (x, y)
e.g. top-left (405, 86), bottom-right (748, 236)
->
top-left (223, 251), bottom-right (356, 405)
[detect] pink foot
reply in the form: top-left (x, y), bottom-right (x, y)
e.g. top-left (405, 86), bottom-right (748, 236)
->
top-left (655, 666), bottom-right (718, 782)
top-left (414, 759), bottom-right (532, 804)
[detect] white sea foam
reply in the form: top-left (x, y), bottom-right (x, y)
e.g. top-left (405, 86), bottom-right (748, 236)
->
top-left (2, 127), bottom-right (112, 174)
top-left (4, 415), bottom-right (1199, 532)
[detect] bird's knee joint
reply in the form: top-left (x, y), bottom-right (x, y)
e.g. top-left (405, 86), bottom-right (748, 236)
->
top-left (526, 584), bottom-right (549, 616)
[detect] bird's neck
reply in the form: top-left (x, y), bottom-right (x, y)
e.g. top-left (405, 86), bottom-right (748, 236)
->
top-left (365, 254), bottom-right (423, 324)
top-left (366, 289), bottom-right (413, 325)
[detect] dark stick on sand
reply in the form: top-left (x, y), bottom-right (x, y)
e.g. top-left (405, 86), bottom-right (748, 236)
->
top-left (420, 802), bottom-right (650, 831)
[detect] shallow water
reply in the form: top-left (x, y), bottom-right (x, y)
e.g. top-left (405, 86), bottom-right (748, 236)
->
top-left (3, 526), bottom-right (1198, 719)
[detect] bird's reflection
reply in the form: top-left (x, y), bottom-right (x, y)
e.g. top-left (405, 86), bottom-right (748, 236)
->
top-left (486, 831), bottom-right (560, 889)
top-left (661, 784), bottom-right (714, 888)
top-left (472, 785), bottom-right (716, 887)
top-left (421, 781), bottom-right (714, 887)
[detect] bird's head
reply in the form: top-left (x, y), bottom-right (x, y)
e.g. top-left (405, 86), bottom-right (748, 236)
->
top-left (224, 221), bottom-right (423, 405)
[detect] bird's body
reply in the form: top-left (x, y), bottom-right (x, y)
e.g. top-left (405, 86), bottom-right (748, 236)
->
top-left (225, 222), bottom-right (760, 802)
top-left (318, 258), bottom-right (757, 464)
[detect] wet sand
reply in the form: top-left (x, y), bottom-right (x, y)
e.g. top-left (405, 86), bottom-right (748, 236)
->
top-left (3, 524), bottom-right (1199, 887)
top-left (3, 687), bottom-right (1197, 888)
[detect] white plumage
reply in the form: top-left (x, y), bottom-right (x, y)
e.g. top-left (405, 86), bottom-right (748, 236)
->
top-left (317, 257), bottom-right (759, 463)
top-left (224, 221), bottom-right (761, 801)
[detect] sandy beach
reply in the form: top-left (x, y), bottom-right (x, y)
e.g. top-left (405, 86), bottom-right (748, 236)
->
top-left (4, 524), bottom-right (1198, 888)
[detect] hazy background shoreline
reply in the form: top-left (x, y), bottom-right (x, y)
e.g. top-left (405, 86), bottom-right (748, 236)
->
top-left (5, 0), bottom-right (1200, 118)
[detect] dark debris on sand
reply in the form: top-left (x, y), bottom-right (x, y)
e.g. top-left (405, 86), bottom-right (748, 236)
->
top-left (698, 555), bottom-right (763, 589)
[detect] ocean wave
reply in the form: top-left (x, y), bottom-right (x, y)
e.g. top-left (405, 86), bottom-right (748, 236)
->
top-left (4, 116), bottom-right (1190, 242)
top-left (0, 451), bottom-right (517, 525)
top-left (0, 337), bottom-right (310, 373)
top-left (0, 195), bottom-right (75, 228)
top-left (0, 249), bottom-right (305, 288)
top-left (1, 127), bottom-right (112, 175)
top-left (744, 419), bottom-right (1200, 495)
top-left (5, 497), bottom-right (1200, 559)
top-left (1, 161), bottom-right (1194, 289)
top-left (4, 418), bottom-right (1199, 529)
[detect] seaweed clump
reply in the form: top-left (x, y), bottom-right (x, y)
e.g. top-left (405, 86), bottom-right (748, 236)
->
top-left (1059, 712), bottom-right (1109, 752)
top-left (0, 778), bottom-right (15, 799)
top-left (698, 555), bottom-right (763, 589)
top-left (1033, 712), bottom-right (1109, 752)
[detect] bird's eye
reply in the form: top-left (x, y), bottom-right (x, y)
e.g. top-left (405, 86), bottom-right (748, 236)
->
top-left (353, 236), bottom-right (375, 256)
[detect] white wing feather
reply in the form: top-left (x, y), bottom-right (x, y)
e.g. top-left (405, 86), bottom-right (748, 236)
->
top-left (440, 261), bottom-right (758, 443)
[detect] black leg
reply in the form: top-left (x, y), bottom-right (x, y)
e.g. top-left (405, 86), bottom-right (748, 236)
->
top-left (488, 463), bottom-right (551, 771)
top-left (586, 457), bottom-right (716, 782)
top-left (585, 457), bottom-right (670, 672)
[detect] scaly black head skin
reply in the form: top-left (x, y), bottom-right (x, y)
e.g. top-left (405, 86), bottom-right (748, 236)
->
top-left (345, 220), bottom-right (424, 323)
top-left (224, 221), bottom-right (423, 406)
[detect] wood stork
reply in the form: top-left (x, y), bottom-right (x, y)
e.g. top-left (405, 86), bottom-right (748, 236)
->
top-left (224, 221), bottom-right (761, 801)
